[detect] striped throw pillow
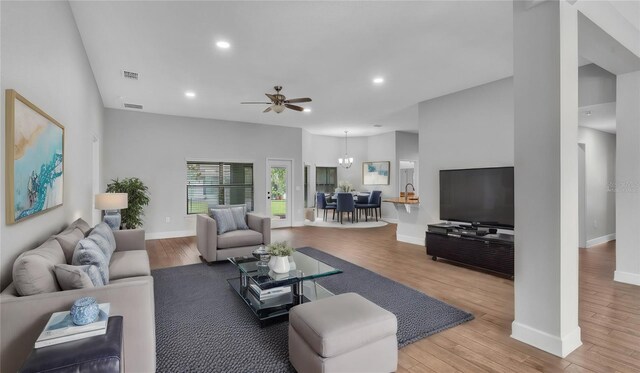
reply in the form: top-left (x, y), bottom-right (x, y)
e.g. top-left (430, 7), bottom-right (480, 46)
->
top-left (211, 209), bottom-right (238, 235)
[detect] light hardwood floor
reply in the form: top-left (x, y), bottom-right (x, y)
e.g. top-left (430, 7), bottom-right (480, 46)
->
top-left (146, 224), bottom-right (640, 372)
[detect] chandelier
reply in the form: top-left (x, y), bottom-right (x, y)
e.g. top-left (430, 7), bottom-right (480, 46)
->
top-left (338, 131), bottom-right (354, 169)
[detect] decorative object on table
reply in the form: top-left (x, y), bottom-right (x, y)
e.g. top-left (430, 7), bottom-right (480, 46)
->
top-left (338, 130), bottom-right (354, 169)
top-left (35, 303), bottom-right (110, 348)
top-left (95, 193), bottom-right (128, 230)
top-left (105, 177), bottom-right (150, 229)
top-left (252, 246), bottom-right (270, 267)
top-left (337, 180), bottom-right (354, 193)
top-left (267, 241), bottom-right (295, 274)
top-left (362, 161), bottom-right (391, 185)
top-left (4, 89), bottom-right (64, 225)
top-left (70, 297), bottom-right (100, 326)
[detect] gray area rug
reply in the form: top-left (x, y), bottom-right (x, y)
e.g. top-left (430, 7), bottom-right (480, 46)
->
top-left (153, 247), bottom-right (474, 372)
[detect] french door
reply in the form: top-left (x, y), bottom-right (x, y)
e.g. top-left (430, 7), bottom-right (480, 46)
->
top-left (267, 159), bottom-right (292, 228)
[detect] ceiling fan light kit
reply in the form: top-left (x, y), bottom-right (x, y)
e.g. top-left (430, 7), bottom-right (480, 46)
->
top-left (241, 85), bottom-right (311, 114)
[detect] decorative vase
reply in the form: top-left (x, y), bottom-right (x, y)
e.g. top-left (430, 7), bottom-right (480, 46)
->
top-left (70, 297), bottom-right (99, 326)
top-left (268, 256), bottom-right (277, 270)
top-left (271, 256), bottom-right (291, 274)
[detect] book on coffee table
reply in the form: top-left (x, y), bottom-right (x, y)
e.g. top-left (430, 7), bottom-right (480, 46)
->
top-left (35, 303), bottom-right (110, 348)
top-left (249, 284), bottom-right (291, 300)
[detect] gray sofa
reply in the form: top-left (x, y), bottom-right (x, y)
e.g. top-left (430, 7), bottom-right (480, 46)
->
top-left (0, 221), bottom-right (155, 373)
top-left (197, 210), bottom-right (271, 262)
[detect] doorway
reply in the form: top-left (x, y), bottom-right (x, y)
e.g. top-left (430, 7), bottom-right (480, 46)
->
top-left (267, 159), bottom-right (293, 228)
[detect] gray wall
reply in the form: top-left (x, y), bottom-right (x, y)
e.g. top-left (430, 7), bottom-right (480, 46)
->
top-left (0, 1), bottom-right (104, 290)
top-left (103, 109), bottom-right (304, 237)
top-left (578, 63), bottom-right (616, 107)
top-left (577, 127), bottom-right (616, 245)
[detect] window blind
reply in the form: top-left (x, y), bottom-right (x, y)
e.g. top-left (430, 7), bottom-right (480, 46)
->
top-left (186, 162), bottom-right (253, 214)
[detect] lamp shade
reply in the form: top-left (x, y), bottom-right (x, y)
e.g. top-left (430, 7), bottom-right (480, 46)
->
top-left (95, 193), bottom-right (128, 210)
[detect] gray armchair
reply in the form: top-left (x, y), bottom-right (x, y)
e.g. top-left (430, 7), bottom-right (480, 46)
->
top-left (197, 210), bottom-right (271, 263)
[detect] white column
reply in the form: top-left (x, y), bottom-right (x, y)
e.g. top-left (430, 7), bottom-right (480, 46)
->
top-left (615, 71), bottom-right (640, 286)
top-left (512, 0), bottom-right (581, 357)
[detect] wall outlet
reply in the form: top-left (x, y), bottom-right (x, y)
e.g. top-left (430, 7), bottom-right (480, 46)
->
top-left (165, 216), bottom-right (171, 223)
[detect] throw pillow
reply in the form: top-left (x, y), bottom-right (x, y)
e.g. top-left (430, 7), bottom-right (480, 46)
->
top-left (54, 227), bottom-right (85, 264)
top-left (12, 239), bottom-right (66, 296)
top-left (54, 264), bottom-right (104, 290)
top-left (87, 232), bottom-right (115, 262)
top-left (211, 208), bottom-right (238, 235)
top-left (91, 222), bottom-right (116, 251)
top-left (72, 239), bottom-right (109, 285)
top-left (230, 206), bottom-right (249, 230)
top-left (69, 218), bottom-right (92, 236)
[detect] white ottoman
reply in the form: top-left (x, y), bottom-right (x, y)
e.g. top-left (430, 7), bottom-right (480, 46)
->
top-left (288, 293), bottom-right (398, 373)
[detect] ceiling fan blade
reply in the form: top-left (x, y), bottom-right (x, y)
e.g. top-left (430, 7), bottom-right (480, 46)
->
top-left (284, 97), bottom-right (312, 103)
top-left (263, 106), bottom-right (272, 113)
top-left (285, 104), bottom-right (304, 112)
top-left (241, 102), bottom-right (271, 104)
top-left (265, 93), bottom-right (277, 102)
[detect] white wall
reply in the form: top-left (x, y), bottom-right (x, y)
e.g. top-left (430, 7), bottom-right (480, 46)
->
top-left (417, 77), bottom-right (514, 234)
top-left (0, 1), bottom-right (104, 290)
top-left (103, 109), bottom-right (303, 237)
top-left (577, 127), bottom-right (616, 246)
top-left (367, 132), bottom-right (397, 219)
top-left (578, 64), bottom-right (616, 107)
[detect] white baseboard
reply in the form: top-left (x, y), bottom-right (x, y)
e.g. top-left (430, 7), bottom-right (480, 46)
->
top-left (146, 230), bottom-right (195, 240)
top-left (614, 270), bottom-right (640, 286)
top-left (396, 234), bottom-right (424, 246)
top-left (586, 233), bottom-right (616, 248)
top-left (511, 322), bottom-right (582, 358)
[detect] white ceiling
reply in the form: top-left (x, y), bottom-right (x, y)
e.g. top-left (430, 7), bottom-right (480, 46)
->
top-left (69, 1), bottom-right (513, 136)
top-left (579, 102), bottom-right (617, 134)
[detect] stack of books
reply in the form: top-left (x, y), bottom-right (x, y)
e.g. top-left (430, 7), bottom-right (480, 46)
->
top-left (249, 284), bottom-right (291, 301)
top-left (34, 303), bottom-right (110, 348)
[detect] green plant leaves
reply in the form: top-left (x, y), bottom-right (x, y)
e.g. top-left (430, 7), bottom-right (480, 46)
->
top-left (105, 177), bottom-right (150, 229)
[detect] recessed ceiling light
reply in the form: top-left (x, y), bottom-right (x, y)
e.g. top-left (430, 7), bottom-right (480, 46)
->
top-left (216, 41), bottom-right (231, 49)
top-left (373, 77), bottom-right (384, 84)
top-left (303, 108), bottom-right (311, 113)
top-left (185, 91), bottom-right (196, 98)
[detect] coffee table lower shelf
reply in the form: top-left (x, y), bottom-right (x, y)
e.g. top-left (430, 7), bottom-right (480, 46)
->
top-left (227, 277), bottom-right (334, 326)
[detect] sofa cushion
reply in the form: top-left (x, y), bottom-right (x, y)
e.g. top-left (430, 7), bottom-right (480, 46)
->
top-left (217, 229), bottom-right (263, 249)
top-left (54, 264), bottom-right (104, 290)
top-left (289, 292), bottom-right (398, 358)
top-left (109, 251), bottom-right (151, 281)
top-left (72, 239), bottom-right (110, 285)
top-left (210, 208), bottom-right (237, 235)
top-left (91, 222), bottom-right (117, 250)
top-left (230, 206), bottom-right (249, 230)
top-left (69, 218), bottom-right (92, 236)
top-left (54, 227), bottom-right (85, 264)
top-left (12, 239), bottom-right (66, 296)
top-left (86, 232), bottom-right (115, 262)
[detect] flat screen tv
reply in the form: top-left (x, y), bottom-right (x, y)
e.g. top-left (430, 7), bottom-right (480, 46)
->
top-left (440, 167), bottom-right (514, 228)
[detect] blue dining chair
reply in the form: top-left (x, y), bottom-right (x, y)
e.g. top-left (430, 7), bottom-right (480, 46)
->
top-left (354, 193), bottom-right (371, 222)
top-left (356, 191), bottom-right (382, 222)
top-left (336, 193), bottom-right (355, 224)
top-left (316, 192), bottom-right (336, 222)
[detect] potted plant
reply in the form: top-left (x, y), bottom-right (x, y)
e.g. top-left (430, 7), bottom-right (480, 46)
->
top-left (106, 177), bottom-right (150, 229)
top-left (267, 241), bottom-right (295, 274)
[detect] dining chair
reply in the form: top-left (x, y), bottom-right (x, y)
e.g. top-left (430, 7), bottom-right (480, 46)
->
top-left (355, 194), bottom-right (371, 222)
top-left (316, 192), bottom-right (336, 222)
top-left (336, 193), bottom-right (356, 224)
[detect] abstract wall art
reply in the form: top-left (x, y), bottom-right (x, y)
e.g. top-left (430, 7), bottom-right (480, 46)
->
top-left (362, 161), bottom-right (390, 185)
top-left (5, 90), bottom-right (64, 224)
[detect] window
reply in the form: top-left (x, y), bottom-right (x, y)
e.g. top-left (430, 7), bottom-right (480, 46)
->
top-left (187, 162), bottom-right (253, 214)
top-left (316, 167), bottom-right (337, 194)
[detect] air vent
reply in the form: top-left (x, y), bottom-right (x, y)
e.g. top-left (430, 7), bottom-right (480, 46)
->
top-left (123, 103), bottom-right (143, 110)
top-left (122, 70), bottom-right (139, 80)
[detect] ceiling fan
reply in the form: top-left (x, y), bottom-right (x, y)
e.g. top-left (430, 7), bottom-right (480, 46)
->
top-left (241, 86), bottom-right (312, 113)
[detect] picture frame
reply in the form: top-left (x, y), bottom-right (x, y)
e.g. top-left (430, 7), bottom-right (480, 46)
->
top-left (362, 161), bottom-right (390, 185)
top-left (5, 89), bottom-right (65, 224)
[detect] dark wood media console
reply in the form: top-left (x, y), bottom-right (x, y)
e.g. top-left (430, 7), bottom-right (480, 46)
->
top-left (425, 224), bottom-right (514, 277)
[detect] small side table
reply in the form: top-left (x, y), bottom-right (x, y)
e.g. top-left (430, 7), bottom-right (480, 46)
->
top-left (19, 316), bottom-right (123, 373)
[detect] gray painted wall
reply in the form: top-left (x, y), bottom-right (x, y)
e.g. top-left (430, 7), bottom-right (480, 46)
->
top-left (103, 109), bottom-right (304, 237)
top-left (0, 1), bottom-right (105, 290)
top-left (577, 127), bottom-right (616, 244)
top-left (578, 63), bottom-right (616, 106)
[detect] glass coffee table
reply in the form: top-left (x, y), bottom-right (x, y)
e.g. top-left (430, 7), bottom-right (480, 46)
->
top-left (227, 251), bottom-right (342, 325)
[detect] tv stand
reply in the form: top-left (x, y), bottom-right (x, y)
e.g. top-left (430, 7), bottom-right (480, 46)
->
top-left (425, 223), bottom-right (514, 277)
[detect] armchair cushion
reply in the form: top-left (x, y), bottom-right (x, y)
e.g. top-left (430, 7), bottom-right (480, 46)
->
top-left (217, 230), bottom-right (263, 249)
top-left (210, 209), bottom-right (238, 235)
